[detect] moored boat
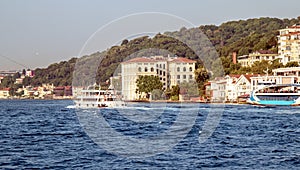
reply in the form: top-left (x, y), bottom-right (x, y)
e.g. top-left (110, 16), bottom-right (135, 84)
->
top-left (247, 84), bottom-right (300, 106)
top-left (74, 84), bottom-right (126, 108)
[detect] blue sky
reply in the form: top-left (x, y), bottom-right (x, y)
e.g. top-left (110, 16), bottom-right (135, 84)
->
top-left (0, 0), bottom-right (299, 70)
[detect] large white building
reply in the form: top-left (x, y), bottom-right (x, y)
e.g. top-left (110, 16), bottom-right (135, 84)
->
top-left (277, 24), bottom-right (300, 65)
top-left (121, 56), bottom-right (196, 100)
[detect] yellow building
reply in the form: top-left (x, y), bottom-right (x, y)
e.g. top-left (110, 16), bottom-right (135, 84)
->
top-left (121, 56), bottom-right (196, 100)
top-left (237, 50), bottom-right (277, 67)
top-left (277, 24), bottom-right (300, 65)
top-left (0, 88), bottom-right (10, 99)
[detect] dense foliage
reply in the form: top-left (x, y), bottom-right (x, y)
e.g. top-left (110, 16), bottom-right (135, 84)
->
top-left (2, 16), bottom-right (300, 89)
top-left (135, 75), bottom-right (163, 99)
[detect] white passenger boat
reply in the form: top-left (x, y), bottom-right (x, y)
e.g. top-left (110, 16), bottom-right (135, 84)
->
top-left (247, 84), bottom-right (300, 106)
top-left (74, 84), bottom-right (126, 108)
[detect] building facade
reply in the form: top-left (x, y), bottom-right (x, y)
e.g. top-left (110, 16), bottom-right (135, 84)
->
top-left (237, 50), bottom-right (278, 67)
top-left (277, 24), bottom-right (300, 65)
top-left (121, 56), bottom-right (196, 100)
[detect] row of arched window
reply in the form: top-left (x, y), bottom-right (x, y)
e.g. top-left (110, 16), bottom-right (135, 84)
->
top-left (138, 67), bottom-right (154, 72)
top-left (137, 66), bottom-right (193, 72)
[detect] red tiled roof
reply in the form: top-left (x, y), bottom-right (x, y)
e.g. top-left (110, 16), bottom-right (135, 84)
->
top-left (243, 74), bottom-right (260, 82)
top-left (228, 74), bottom-right (241, 78)
top-left (123, 57), bottom-right (155, 63)
top-left (204, 82), bottom-right (211, 86)
top-left (281, 31), bottom-right (300, 36)
top-left (288, 25), bottom-right (300, 29)
top-left (243, 75), bottom-right (252, 82)
top-left (256, 50), bottom-right (277, 54)
top-left (238, 94), bottom-right (250, 98)
top-left (171, 57), bottom-right (196, 63)
top-left (65, 86), bottom-right (72, 90)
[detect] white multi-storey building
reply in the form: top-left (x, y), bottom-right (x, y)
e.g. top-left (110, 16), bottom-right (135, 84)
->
top-left (277, 24), bottom-right (300, 65)
top-left (121, 56), bottom-right (196, 100)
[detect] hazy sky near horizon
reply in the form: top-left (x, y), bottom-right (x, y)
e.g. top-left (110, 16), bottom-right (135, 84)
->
top-left (0, 0), bottom-right (299, 70)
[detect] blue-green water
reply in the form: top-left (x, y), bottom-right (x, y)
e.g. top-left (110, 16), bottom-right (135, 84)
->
top-left (0, 100), bottom-right (299, 169)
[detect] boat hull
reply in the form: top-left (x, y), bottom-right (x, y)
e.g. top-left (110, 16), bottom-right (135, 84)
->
top-left (247, 84), bottom-right (300, 106)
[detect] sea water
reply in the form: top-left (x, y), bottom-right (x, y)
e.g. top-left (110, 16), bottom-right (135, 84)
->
top-left (0, 100), bottom-right (299, 169)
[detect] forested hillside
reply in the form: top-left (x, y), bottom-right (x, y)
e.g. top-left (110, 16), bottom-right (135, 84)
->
top-left (11, 16), bottom-right (300, 87)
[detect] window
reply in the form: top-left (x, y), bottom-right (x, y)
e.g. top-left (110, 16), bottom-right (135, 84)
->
top-left (189, 75), bottom-right (193, 79)
top-left (151, 67), bottom-right (154, 72)
top-left (189, 67), bottom-right (192, 72)
top-left (144, 67), bottom-right (148, 72)
top-left (183, 75), bottom-right (186, 79)
top-left (183, 67), bottom-right (186, 72)
top-left (163, 71), bottom-right (165, 76)
top-left (160, 64), bottom-right (162, 68)
top-left (177, 67), bottom-right (180, 72)
top-left (138, 67), bottom-right (141, 72)
top-left (177, 75), bottom-right (180, 79)
top-left (163, 64), bottom-right (165, 69)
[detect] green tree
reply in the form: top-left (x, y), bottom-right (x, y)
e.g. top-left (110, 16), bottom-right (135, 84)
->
top-left (270, 59), bottom-right (284, 69)
top-left (285, 61), bottom-right (299, 67)
top-left (194, 67), bottom-right (210, 91)
top-left (136, 75), bottom-right (163, 99)
top-left (251, 60), bottom-right (271, 74)
top-left (170, 85), bottom-right (180, 101)
top-left (151, 89), bottom-right (164, 100)
top-left (0, 76), bottom-right (15, 88)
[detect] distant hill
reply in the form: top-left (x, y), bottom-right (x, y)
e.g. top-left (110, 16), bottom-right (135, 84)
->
top-left (27, 16), bottom-right (300, 87)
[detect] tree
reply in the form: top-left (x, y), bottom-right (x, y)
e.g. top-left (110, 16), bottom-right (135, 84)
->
top-left (270, 59), bottom-right (284, 70)
top-left (136, 75), bottom-right (163, 99)
top-left (285, 61), bottom-right (299, 67)
top-left (151, 89), bottom-right (164, 100)
top-left (170, 85), bottom-right (180, 101)
top-left (0, 76), bottom-right (15, 88)
top-left (251, 60), bottom-right (271, 74)
top-left (194, 67), bottom-right (210, 86)
top-left (179, 81), bottom-right (199, 97)
top-left (22, 69), bottom-right (26, 76)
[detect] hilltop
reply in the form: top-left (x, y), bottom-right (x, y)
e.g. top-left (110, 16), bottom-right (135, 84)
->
top-left (2, 16), bottom-right (300, 88)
